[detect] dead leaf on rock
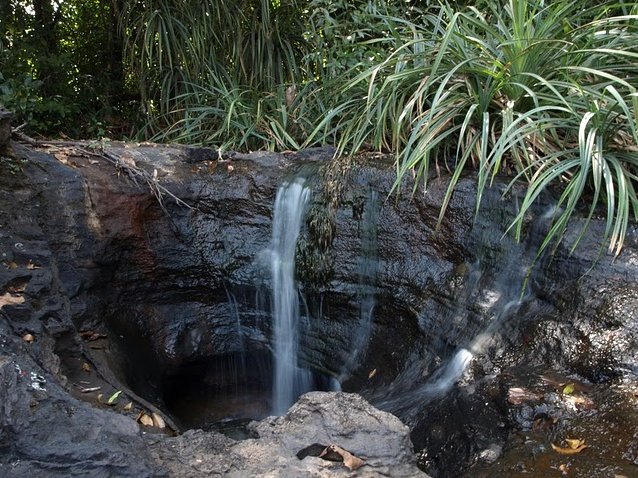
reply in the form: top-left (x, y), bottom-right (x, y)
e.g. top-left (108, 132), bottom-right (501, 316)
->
top-left (26, 260), bottom-right (40, 270)
top-left (107, 390), bottom-right (122, 405)
top-left (368, 368), bottom-right (377, 379)
top-left (565, 438), bottom-right (586, 449)
top-left (124, 401), bottom-right (133, 411)
top-left (79, 330), bottom-right (107, 341)
top-left (79, 386), bottom-right (100, 393)
top-left (0, 292), bottom-right (25, 309)
top-left (54, 153), bottom-right (69, 164)
top-left (151, 412), bottom-right (166, 429)
top-left (137, 413), bottom-right (154, 427)
top-left (320, 444), bottom-right (365, 471)
top-left (82, 362), bottom-right (91, 373)
top-left (552, 438), bottom-right (587, 455)
top-left (7, 261), bottom-right (18, 269)
top-left (564, 394), bottom-right (595, 410)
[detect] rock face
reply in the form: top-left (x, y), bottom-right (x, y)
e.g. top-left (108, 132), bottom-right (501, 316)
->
top-left (148, 392), bottom-right (425, 477)
top-left (0, 351), bottom-right (156, 478)
top-left (1, 140), bottom-right (637, 476)
top-left (0, 108), bottom-right (12, 156)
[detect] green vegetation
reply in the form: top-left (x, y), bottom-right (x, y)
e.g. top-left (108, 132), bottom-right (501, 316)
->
top-left (1, 0), bottom-right (637, 253)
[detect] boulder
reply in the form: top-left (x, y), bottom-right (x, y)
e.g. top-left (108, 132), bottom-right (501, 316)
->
top-left (147, 391), bottom-right (426, 477)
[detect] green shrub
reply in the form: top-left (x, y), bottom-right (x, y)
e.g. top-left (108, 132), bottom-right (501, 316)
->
top-left (335, 0), bottom-right (638, 256)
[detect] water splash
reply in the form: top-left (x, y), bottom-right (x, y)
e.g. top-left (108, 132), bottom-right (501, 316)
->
top-left (269, 178), bottom-right (313, 415)
top-left (371, 196), bottom-right (552, 420)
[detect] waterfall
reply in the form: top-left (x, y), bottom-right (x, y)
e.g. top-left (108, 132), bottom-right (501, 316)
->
top-left (372, 203), bottom-right (558, 421)
top-left (338, 189), bottom-right (380, 382)
top-left (269, 178), bottom-right (312, 415)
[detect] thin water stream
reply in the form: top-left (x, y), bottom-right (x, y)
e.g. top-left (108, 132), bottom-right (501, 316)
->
top-left (268, 178), bottom-right (313, 415)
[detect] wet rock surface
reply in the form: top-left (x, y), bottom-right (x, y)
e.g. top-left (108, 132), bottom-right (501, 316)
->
top-left (147, 392), bottom-right (425, 477)
top-left (0, 141), bottom-right (637, 476)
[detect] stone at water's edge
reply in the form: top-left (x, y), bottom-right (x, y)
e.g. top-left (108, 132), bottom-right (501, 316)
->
top-left (147, 391), bottom-right (426, 477)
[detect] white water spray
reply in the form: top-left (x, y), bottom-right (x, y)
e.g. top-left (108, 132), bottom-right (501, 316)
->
top-left (269, 178), bottom-right (312, 415)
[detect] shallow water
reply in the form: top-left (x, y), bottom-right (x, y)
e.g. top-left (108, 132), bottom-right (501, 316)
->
top-left (467, 370), bottom-right (638, 477)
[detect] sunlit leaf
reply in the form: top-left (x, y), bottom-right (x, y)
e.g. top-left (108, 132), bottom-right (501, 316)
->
top-left (552, 439), bottom-right (588, 455)
top-left (107, 390), bottom-right (122, 405)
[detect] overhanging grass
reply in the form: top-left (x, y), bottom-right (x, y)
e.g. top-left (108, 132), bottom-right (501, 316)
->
top-left (335, 0), bottom-right (638, 256)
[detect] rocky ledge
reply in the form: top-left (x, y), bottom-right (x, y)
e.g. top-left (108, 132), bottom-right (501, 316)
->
top-left (1, 140), bottom-right (638, 477)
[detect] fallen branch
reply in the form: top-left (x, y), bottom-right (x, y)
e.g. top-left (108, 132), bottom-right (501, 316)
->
top-left (76, 145), bottom-right (193, 213)
top-left (11, 129), bottom-right (39, 146)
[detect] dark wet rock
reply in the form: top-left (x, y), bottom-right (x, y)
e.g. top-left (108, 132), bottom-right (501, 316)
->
top-left (0, 108), bottom-right (12, 156)
top-left (0, 333), bottom-right (156, 477)
top-left (1, 141), bottom-right (638, 477)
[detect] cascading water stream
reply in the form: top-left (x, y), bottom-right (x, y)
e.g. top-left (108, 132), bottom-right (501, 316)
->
top-left (269, 178), bottom-right (313, 415)
top-left (338, 189), bottom-right (380, 382)
top-left (373, 203), bottom-right (557, 421)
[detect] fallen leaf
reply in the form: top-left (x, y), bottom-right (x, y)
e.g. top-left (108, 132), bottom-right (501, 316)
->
top-left (368, 368), bottom-right (377, 379)
top-left (565, 438), bottom-right (586, 449)
top-left (26, 260), bottom-right (40, 270)
top-left (54, 153), bottom-right (69, 164)
top-left (79, 330), bottom-right (107, 341)
top-left (151, 412), bottom-right (166, 429)
top-left (138, 413), bottom-right (154, 427)
top-left (7, 261), bottom-right (18, 269)
top-left (552, 439), bottom-right (587, 455)
top-left (564, 394), bottom-right (595, 409)
top-left (79, 386), bottom-right (101, 393)
top-left (82, 362), bottom-right (91, 373)
top-left (22, 333), bottom-right (34, 343)
top-left (0, 292), bottom-right (25, 309)
top-left (563, 383), bottom-right (576, 395)
top-left (97, 393), bottom-right (103, 402)
top-left (119, 154), bottom-right (136, 168)
top-left (320, 444), bottom-right (365, 471)
top-left (123, 401), bottom-right (133, 411)
top-left (107, 390), bottom-right (122, 405)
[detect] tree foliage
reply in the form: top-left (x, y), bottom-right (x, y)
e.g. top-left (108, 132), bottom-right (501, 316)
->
top-left (1, 0), bottom-right (637, 254)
